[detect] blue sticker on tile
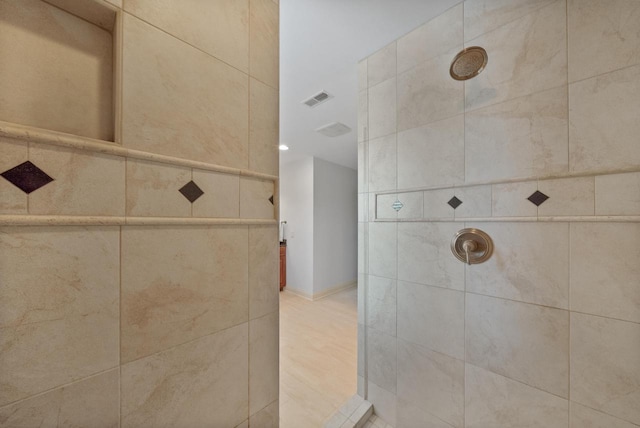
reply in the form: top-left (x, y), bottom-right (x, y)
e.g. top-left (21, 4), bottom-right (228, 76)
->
top-left (392, 200), bottom-right (404, 211)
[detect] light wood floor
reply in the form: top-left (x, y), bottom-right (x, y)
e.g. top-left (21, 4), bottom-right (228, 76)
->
top-left (279, 287), bottom-right (358, 428)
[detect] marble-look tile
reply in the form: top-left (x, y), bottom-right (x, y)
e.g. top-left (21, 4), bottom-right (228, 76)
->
top-left (465, 0), bottom-right (567, 111)
top-left (368, 78), bottom-right (397, 140)
top-left (397, 48), bottom-right (464, 132)
top-left (29, 144), bottom-right (124, 216)
top-left (537, 176), bottom-right (595, 216)
top-left (397, 398), bottom-right (455, 428)
top-left (249, 226), bottom-right (279, 320)
top-left (0, 370), bottom-right (119, 428)
top-left (236, 420), bottom-right (249, 428)
top-left (452, 185), bottom-right (491, 219)
top-left (358, 90), bottom-right (368, 143)
top-left (103, 0), bottom-right (121, 7)
top-left (250, 0), bottom-right (279, 88)
top-left (0, 227), bottom-right (119, 406)
top-left (122, 14), bottom-right (249, 168)
top-left (358, 59), bottom-right (368, 92)
top-left (358, 193), bottom-right (367, 222)
top-left (192, 169), bottom-right (240, 218)
top-left (568, 0), bottom-right (640, 83)
top-left (397, 340), bottom-right (464, 428)
top-left (120, 226), bottom-right (248, 362)
top-left (397, 115), bottom-right (464, 189)
top-left (397, 222), bottom-right (464, 290)
top-left (571, 313), bottom-right (640, 425)
top-left (358, 222), bottom-right (366, 274)
top-left (464, 0), bottom-right (556, 42)
top-left (124, 0), bottom-right (249, 71)
top-left (250, 400), bottom-right (278, 428)
top-left (397, 4), bottom-right (462, 74)
top-left (466, 294), bottom-right (569, 397)
top-left (358, 143), bottom-right (367, 193)
top-left (250, 311), bottom-right (279, 415)
top-left (367, 382), bottom-right (397, 428)
top-left (465, 86), bottom-right (568, 182)
top-left (571, 402), bottom-right (640, 428)
top-left (595, 172), bottom-right (640, 216)
top-left (367, 329), bottom-right (397, 393)
top-left (0, 138), bottom-right (28, 214)
top-left (358, 274), bottom-right (366, 325)
top-left (125, 159), bottom-right (191, 217)
top-left (368, 134), bottom-right (396, 192)
top-left (249, 78), bottom-right (279, 176)
top-left (571, 223), bottom-right (640, 323)
top-left (423, 188), bottom-right (455, 220)
top-left (465, 364), bottom-right (568, 428)
top-left (397, 281), bottom-right (464, 360)
top-left (357, 324), bottom-right (365, 378)
top-left (240, 177), bottom-right (274, 219)
top-left (366, 275), bottom-right (396, 337)
top-left (569, 64), bottom-right (640, 172)
top-left (0, 0), bottom-right (114, 141)
top-left (368, 193), bottom-right (377, 221)
top-left (376, 194), bottom-right (398, 220)
top-left (368, 222), bottom-right (397, 279)
top-left (397, 191), bottom-right (423, 219)
top-left (491, 181), bottom-right (538, 217)
top-left (121, 323), bottom-right (248, 428)
top-left (466, 222), bottom-right (569, 308)
top-left (368, 42), bottom-right (396, 87)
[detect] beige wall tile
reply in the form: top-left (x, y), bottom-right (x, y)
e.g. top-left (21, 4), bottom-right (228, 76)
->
top-left (571, 223), bottom-right (640, 323)
top-left (249, 225), bottom-right (279, 320)
top-left (103, 0), bottom-right (121, 7)
top-left (397, 4), bottom-right (462, 74)
top-left (122, 14), bottom-right (249, 168)
top-left (397, 191), bottom-right (423, 219)
top-left (125, 159), bottom-right (191, 217)
top-left (397, 222), bottom-right (464, 290)
top-left (358, 59), bottom-right (368, 92)
top-left (465, 364), bottom-right (568, 428)
top-left (568, 0), bottom-right (640, 83)
top-left (240, 177), bottom-right (275, 219)
top-left (358, 90), bottom-right (368, 143)
top-left (397, 115), bottom-right (464, 189)
top-left (465, 87), bottom-right (569, 182)
top-left (571, 402), bottom-right (639, 428)
top-left (192, 169), bottom-right (240, 218)
top-left (368, 222), bottom-right (397, 279)
top-left (0, 226), bottom-right (119, 406)
top-left (571, 313), bottom-right (640, 425)
top-left (368, 78), bottom-right (397, 140)
top-left (569, 64), bottom-right (640, 172)
top-left (121, 323), bottom-right (249, 428)
top-left (595, 172), bottom-right (640, 216)
top-left (250, 0), bottom-right (279, 88)
top-left (397, 340), bottom-right (464, 428)
top-left (466, 222), bottom-right (569, 308)
top-left (466, 294), bottom-right (569, 397)
top-left (397, 48), bottom-right (463, 132)
top-left (367, 275), bottom-right (396, 337)
top-left (124, 0), bottom-right (249, 72)
top-left (376, 194), bottom-right (399, 220)
top-left (538, 176), bottom-right (595, 216)
top-left (423, 188), bottom-right (455, 220)
top-left (465, 0), bottom-right (567, 111)
top-left (452, 185), bottom-right (491, 219)
top-left (368, 134), bottom-right (396, 192)
top-left (492, 181), bottom-right (538, 217)
top-left (368, 42), bottom-right (396, 87)
top-left (29, 144), bottom-right (124, 216)
top-left (398, 282), bottom-right (464, 360)
top-left (0, 138), bottom-right (28, 214)
top-left (367, 381), bottom-right (397, 427)
top-left (464, 0), bottom-right (556, 42)
top-left (0, 0), bottom-right (113, 141)
top-left (250, 311), bottom-right (279, 415)
top-left (121, 226), bottom-right (248, 362)
top-left (367, 329), bottom-right (397, 394)
top-left (250, 400), bottom-right (278, 427)
top-left (0, 369), bottom-right (119, 428)
top-left (397, 397), bottom-right (455, 428)
top-left (249, 78), bottom-right (279, 176)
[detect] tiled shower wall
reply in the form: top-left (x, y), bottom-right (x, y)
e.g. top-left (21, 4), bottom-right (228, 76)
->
top-left (358, 1), bottom-right (640, 427)
top-left (0, 0), bottom-right (279, 427)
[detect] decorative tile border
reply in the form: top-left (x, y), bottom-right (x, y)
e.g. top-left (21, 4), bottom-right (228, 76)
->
top-left (0, 215), bottom-right (277, 226)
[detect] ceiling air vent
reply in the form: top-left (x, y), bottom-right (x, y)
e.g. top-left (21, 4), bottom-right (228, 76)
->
top-left (302, 90), bottom-right (333, 108)
top-left (316, 122), bottom-right (351, 138)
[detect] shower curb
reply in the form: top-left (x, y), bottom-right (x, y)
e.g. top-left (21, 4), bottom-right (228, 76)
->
top-left (324, 395), bottom-right (373, 428)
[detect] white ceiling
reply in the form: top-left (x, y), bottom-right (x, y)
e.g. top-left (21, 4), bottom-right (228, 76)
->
top-left (279, 0), bottom-right (460, 170)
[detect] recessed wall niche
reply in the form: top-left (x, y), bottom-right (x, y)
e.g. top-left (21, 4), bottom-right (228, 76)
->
top-left (0, 0), bottom-right (119, 142)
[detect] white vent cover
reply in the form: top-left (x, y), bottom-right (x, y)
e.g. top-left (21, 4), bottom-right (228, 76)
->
top-left (316, 122), bottom-right (351, 138)
top-left (302, 90), bottom-right (333, 108)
